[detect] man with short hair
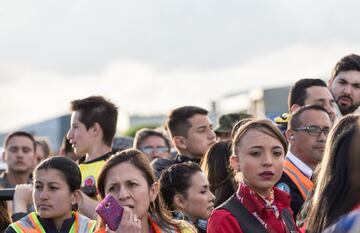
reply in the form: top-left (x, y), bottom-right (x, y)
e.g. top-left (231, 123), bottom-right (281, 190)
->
top-left (166, 106), bottom-right (216, 164)
top-left (1, 131), bottom-right (36, 217)
top-left (66, 95), bottom-right (118, 219)
top-left (276, 105), bottom-right (331, 217)
top-left (288, 78), bottom-right (337, 124)
top-left (0, 131), bottom-right (36, 189)
top-left (328, 54), bottom-right (360, 115)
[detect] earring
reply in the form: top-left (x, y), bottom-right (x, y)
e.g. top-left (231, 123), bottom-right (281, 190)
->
top-left (72, 203), bottom-right (78, 211)
top-left (150, 201), bottom-right (156, 212)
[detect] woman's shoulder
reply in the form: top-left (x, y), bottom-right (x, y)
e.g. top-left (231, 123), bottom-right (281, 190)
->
top-left (5, 213), bottom-right (36, 233)
top-left (4, 226), bottom-right (17, 233)
top-left (209, 208), bottom-right (235, 221)
top-left (207, 209), bottom-right (242, 233)
top-left (176, 220), bottom-right (198, 233)
top-left (323, 208), bottom-right (360, 233)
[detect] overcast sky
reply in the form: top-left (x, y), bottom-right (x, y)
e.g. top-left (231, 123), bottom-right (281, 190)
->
top-left (1, 0), bottom-right (360, 132)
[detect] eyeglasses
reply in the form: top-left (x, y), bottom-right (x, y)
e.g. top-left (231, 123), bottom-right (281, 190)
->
top-left (141, 146), bottom-right (169, 154)
top-left (293, 125), bottom-right (330, 137)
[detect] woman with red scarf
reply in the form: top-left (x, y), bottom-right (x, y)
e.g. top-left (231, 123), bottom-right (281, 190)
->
top-left (207, 119), bottom-right (298, 233)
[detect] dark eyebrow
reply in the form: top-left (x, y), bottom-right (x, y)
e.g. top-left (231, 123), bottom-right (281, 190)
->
top-left (48, 181), bottom-right (61, 185)
top-left (248, 146), bottom-right (264, 149)
top-left (127, 178), bottom-right (140, 183)
top-left (106, 182), bottom-right (118, 187)
top-left (316, 98), bottom-right (334, 102)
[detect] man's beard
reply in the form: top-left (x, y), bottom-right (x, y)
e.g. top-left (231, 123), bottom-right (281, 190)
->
top-left (339, 102), bottom-right (360, 115)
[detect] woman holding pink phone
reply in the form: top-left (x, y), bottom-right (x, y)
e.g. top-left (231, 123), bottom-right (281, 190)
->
top-left (6, 156), bottom-right (96, 232)
top-left (94, 149), bottom-right (196, 233)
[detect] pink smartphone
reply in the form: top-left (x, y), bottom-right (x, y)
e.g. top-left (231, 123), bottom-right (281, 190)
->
top-left (96, 194), bottom-right (124, 231)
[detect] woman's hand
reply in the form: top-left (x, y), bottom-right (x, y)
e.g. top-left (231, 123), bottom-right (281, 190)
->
top-left (13, 184), bottom-right (33, 213)
top-left (106, 206), bottom-right (142, 233)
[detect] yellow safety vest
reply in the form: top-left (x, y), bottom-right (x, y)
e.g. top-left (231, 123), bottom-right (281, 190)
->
top-left (9, 211), bottom-right (96, 233)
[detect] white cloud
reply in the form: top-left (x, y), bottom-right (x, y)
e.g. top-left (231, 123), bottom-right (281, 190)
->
top-left (1, 1), bottom-right (360, 132)
top-left (1, 40), bottom-right (359, 132)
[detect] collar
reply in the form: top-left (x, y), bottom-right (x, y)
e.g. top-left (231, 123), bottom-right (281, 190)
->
top-left (174, 154), bottom-right (200, 164)
top-left (236, 183), bottom-right (274, 218)
top-left (79, 151), bottom-right (113, 164)
top-left (287, 151), bottom-right (313, 179)
top-left (0, 172), bottom-right (32, 188)
top-left (171, 211), bottom-right (207, 232)
top-left (236, 183), bottom-right (291, 218)
top-left (38, 213), bottom-right (75, 233)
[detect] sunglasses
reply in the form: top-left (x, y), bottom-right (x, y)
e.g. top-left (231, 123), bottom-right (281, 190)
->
top-left (140, 146), bottom-right (169, 154)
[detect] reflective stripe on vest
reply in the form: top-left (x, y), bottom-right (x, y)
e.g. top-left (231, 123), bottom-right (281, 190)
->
top-left (73, 212), bottom-right (97, 233)
top-left (10, 212), bottom-right (45, 233)
top-left (10, 211), bottom-right (96, 233)
top-left (283, 159), bottom-right (313, 199)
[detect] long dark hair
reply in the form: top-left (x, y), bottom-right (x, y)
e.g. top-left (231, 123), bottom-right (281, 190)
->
top-left (159, 162), bottom-right (202, 210)
top-left (96, 149), bottom-right (178, 230)
top-left (34, 156), bottom-right (81, 211)
top-left (200, 140), bottom-right (236, 207)
top-left (0, 201), bottom-right (11, 232)
top-left (35, 156), bottom-right (81, 192)
top-left (306, 115), bottom-right (360, 232)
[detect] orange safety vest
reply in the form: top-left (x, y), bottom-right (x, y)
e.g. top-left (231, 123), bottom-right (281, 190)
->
top-left (9, 211), bottom-right (96, 233)
top-left (93, 216), bottom-right (196, 233)
top-left (283, 159), bottom-right (313, 200)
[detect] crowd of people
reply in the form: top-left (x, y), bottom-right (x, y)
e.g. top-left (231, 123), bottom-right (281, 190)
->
top-left (1, 53), bottom-right (360, 232)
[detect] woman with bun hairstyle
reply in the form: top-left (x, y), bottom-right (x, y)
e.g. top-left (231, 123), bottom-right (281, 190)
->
top-left (207, 119), bottom-right (298, 233)
top-left (159, 161), bottom-right (215, 233)
top-left (6, 156), bottom-right (96, 232)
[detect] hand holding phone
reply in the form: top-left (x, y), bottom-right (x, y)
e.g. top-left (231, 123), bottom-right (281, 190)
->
top-left (96, 194), bottom-right (124, 231)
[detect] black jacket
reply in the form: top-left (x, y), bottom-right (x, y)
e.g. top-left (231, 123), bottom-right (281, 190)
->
top-left (276, 172), bottom-right (304, 218)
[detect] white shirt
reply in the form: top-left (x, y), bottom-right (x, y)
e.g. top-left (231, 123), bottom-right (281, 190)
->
top-left (286, 151), bottom-right (313, 179)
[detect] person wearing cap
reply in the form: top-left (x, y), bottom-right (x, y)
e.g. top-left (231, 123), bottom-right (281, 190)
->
top-left (214, 113), bottom-right (252, 141)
